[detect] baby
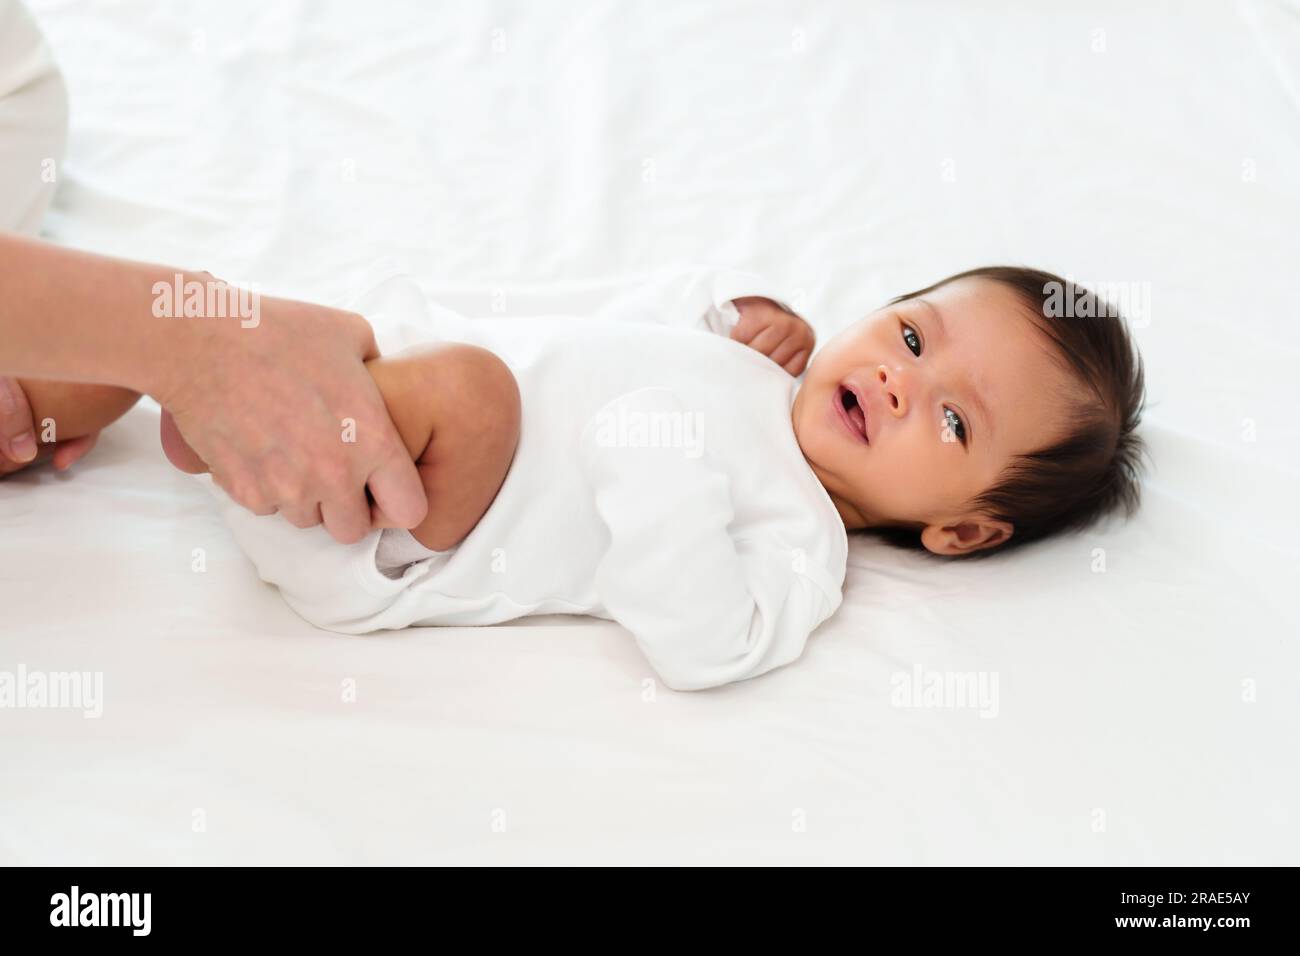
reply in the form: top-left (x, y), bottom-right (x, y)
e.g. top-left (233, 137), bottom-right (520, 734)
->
top-left (16, 265), bottom-right (1146, 690)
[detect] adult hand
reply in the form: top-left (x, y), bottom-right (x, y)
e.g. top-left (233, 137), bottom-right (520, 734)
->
top-left (0, 376), bottom-right (100, 476)
top-left (155, 280), bottom-right (427, 544)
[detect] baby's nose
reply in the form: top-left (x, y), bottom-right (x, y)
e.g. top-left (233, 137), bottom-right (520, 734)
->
top-left (876, 364), bottom-right (908, 416)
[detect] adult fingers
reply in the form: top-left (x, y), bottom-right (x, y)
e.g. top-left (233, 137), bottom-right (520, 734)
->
top-left (52, 433), bottom-right (99, 471)
top-left (159, 408), bottom-right (210, 474)
top-left (211, 468), bottom-right (278, 517)
top-left (321, 492), bottom-right (373, 545)
top-left (279, 500), bottom-right (323, 530)
top-left (369, 499), bottom-right (405, 530)
top-left (366, 451), bottom-right (428, 531)
top-left (355, 318), bottom-right (380, 362)
top-left (0, 376), bottom-right (38, 465)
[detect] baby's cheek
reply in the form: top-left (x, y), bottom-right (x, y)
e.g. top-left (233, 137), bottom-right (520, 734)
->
top-left (880, 433), bottom-right (952, 515)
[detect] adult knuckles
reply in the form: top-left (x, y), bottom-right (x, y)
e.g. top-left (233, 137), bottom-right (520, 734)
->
top-left (281, 506), bottom-right (320, 529)
top-left (215, 466), bottom-right (273, 515)
top-left (312, 456), bottom-right (355, 499)
top-left (229, 482), bottom-right (274, 515)
top-left (338, 309), bottom-right (377, 354)
top-left (325, 510), bottom-right (370, 545)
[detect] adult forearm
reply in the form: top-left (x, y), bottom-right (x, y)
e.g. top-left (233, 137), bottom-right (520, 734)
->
top-left (0, 232), bottom-right (194, 396)
top-left (0, 232), bottom-right (429, 540)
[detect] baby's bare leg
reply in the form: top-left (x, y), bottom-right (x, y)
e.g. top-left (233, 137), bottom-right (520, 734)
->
top-left (159, 343), bottom-right (520, 549)
top-left (365, 343), bottom-right (520, 552)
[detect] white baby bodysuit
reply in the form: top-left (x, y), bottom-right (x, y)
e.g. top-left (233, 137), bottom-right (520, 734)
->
top-left (208, 267), bottom-right (849, 691)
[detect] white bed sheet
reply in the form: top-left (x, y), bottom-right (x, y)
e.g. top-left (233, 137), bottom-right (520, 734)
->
top-left (3, 0), bottom-right (1298, 864)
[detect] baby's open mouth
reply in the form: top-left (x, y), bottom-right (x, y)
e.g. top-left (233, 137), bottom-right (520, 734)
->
top-left (836, 385), bottom-right (869, 444)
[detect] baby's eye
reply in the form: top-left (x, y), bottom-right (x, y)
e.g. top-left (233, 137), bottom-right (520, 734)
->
top-left (901, 324), bottom-right (922, 356)
top-left (943, 407), bottom-right (967, 445)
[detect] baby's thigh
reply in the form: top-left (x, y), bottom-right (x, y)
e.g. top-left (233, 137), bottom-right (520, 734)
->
top-left (368, 343), bottom-right (520, 551)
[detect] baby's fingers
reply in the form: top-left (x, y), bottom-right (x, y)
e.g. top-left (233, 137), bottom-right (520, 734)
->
top-left (783, 349), bottom-right (811, 377)
top-left (729, 310), bottom-right (766, 346)
top-left (746, 324), bottom-right (784, 357)
top-left (768, 334), bottom-right (805, 369)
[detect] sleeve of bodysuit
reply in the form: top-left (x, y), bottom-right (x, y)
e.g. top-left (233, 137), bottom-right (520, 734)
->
top-left (578, 385), bottom-right (840, 691)
top-left (590, 264), bottom-right (802, 338)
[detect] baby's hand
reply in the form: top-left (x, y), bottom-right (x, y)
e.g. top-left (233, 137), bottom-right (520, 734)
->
top-left (729, 297), bottom-right (815, 376)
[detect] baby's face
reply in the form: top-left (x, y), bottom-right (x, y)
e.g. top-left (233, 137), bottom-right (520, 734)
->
top-left (791, 277), bottom-right (1075, 553)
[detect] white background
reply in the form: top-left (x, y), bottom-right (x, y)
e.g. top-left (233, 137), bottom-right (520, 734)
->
top-left (2, 0), bottom-right (1297, 864)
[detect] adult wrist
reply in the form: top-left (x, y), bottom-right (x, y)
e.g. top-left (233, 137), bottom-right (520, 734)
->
top-left (136, 270), bottom-right (242, 405)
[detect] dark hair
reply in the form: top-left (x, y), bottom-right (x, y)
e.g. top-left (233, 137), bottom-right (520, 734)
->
top-left (866, 265), bottom-right (1149, 559)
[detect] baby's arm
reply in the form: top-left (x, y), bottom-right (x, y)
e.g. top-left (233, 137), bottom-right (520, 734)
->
top-left (579, 387), bottom-right (835, 690)
top-left (3, 379), bottom-right (140, 472)
top-left (594, 266), bottom-right (815, 375)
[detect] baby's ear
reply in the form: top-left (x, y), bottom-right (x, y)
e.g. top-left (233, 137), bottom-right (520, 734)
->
top-left (919, 517), bottom-right (1012, 556)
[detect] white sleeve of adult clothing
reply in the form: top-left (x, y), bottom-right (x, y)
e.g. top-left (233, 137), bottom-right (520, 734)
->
top-left (0, 0), bottom-right (69, 235)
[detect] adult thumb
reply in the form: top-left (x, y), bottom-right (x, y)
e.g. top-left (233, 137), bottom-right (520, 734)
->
top-left (159, 408), bottom-right (209, 474)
